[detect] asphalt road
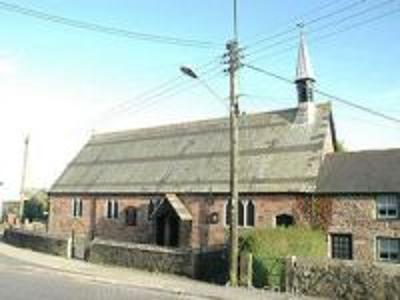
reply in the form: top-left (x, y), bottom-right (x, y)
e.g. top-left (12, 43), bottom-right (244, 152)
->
top-left (0, 254), bottom-right (205, 300)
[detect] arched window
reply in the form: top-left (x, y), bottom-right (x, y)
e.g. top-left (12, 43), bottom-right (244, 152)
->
top-left (276, 214), bottom-right (295, 227)
top-left (224, 201), bottom-right (231, 226)
top-left (105, 200), bottom-right (119, 219)
top-left (125, 207), bottom-right (137, 226)
top-left (239, 201), bottom-right (244, 226)
top-left (246, 201), bottom-right (255, 227)
top-left (71, 198), bottom-right (83, 218)
top-left (148, 200), bottom-right (155, 220)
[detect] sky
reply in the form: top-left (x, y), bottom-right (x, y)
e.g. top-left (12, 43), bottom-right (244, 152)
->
top-left (0, 0), bottom-right (399, 200)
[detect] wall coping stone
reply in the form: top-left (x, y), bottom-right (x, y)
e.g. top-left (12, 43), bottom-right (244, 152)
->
top-left (92, 238), bottom-right (191, 255)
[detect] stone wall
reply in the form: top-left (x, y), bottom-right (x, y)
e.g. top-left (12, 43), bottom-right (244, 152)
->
top-left (3, 228), bottom-right (68, 257)
top-left (320, 195), bottom-right (400, 261)
top-left (286, 257), bottom-right (400, 300)
top-left (89, 238), bottom-right (194, 276)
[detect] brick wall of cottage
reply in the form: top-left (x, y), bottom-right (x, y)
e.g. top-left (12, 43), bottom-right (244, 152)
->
top-left (49, 193), bottom-right (314, 249)
top-left (321, 195), bottom-right (400, 261)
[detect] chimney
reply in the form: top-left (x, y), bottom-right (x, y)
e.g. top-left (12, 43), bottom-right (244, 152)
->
top-left (295, 30), bottom-right (316, 125)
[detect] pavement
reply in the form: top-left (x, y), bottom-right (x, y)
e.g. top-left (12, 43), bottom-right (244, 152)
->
top-left (0, 240), bottom-right (311, 300)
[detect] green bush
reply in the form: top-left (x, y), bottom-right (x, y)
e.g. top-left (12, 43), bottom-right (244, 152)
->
top-left (239, 226), bottom-right (326, 288)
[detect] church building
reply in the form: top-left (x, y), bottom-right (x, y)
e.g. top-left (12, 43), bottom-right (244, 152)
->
top-left (48, 33), bottom-right (400, 265)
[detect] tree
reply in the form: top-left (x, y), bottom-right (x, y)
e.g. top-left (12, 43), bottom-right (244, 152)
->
top-left (23, 188), bottom-right (49, 222)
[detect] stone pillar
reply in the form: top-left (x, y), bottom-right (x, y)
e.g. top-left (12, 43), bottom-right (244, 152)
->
top-left (239, 252), bottom-right (253, 287)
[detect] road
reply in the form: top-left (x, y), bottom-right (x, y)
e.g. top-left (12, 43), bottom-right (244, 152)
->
top-left (0, 254), bottom-right (203, 300)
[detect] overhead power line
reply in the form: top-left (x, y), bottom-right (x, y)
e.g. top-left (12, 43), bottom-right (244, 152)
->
top-left (246, 4), bottom-right (400, 64)
top-left (245, 0), bottom-right (347, 46)
top-left (246, 0), bottom-right (367, 50)
top-left (247, 0), bottom-right (396, 57)
top-left (92, 58), bottom-right (224, 130)
top-left (0, 1), bottom-right (220, 48)
top-left (243, 63), bottom-right (400, 125)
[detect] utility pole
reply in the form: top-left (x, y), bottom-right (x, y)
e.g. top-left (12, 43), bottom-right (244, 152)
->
top-left (19, 135), bottom-right (29, 221)
top-left (226, 0), bottom-right (240, 287)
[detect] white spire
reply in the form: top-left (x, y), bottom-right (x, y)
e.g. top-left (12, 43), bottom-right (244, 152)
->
top-left (295, 31), bottom-right (315, 82)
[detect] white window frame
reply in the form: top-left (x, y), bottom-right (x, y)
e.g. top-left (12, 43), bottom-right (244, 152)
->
top-left (71, 197), bottom-right (83, 218)
top-left (105, 199), bottom-right (119, 220)
top-left (223, 199), bottom-right (255, 228)
top-left (376, 237), bottom-right (400, 263)
top-left (376, 195), bottom-right (399, 220)
top-left (224, 201), bottom-right (230, 227)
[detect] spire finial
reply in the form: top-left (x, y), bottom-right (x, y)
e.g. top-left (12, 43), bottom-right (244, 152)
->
top-left (295, 27), bottom-right (315, 83)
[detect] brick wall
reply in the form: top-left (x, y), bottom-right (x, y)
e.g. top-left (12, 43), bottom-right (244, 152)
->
top-left (321, 195), bottom-right (400, 261)
top-left (49, 193), bottom-right (313, 249)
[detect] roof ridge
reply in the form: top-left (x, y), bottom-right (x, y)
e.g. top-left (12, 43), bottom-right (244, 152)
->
top-left (92, 102), bottom-right (331, 141)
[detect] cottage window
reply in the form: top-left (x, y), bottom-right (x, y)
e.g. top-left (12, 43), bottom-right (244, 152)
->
top-left (71, 198), bottom-right (83, 218)
top-left (377, 195), bottom-right (400, 220)
top-left (125, 207), bottom-right (137, 226)
top-left (377, 237), bottom-right (400, 263)
top-left (105, 200), bottom-right (119, 220)
top-left (331, 234), bottom-right (353, 260)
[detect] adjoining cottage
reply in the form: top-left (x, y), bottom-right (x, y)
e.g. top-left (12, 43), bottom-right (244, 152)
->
top-left (316, 150), bottom-right (400, 263)
top-left (48, 33), bottom-right (400, 265)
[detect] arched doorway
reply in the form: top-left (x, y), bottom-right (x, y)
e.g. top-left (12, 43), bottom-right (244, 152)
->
top-left (155, 203), bottom-right (180, 247)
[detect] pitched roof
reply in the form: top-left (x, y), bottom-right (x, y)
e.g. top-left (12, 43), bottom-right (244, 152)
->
top-left (50, 103), bottom-right (333, 195)
top-left (317, 149), bottom-right (400, 194)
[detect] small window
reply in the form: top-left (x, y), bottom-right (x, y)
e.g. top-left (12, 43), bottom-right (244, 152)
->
top-left (377, 237), bottom-right (400, 263)
top-left (125, 207), bottom-right (137, 226)
top-left (246, 201), bottom-right (255, 227)
top-left (276, 214), bottom-right (295, 227)
top-left (331, 234), bottom-right (353, 260)
top-left (71, 198), bottom-right (83, 218)
top-left (105, 200), bottom-right (119, 220)
top-left (377, 195), bottom-right (399, 220)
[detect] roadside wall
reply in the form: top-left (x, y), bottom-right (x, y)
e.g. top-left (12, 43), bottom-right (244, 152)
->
top-left (3, 228), bottom-right (68, 257)
top-left (89, 238), bottom-right (194, 276)
top-left (286, 257), bottom-right (400, 299)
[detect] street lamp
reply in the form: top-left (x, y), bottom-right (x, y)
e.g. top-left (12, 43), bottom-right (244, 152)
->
top-left (180, 66), bottom-right (198, 79)
top-left (180, 66), bottom-right (228, 109)
top-left (181, 60), bottom-right (240, 286)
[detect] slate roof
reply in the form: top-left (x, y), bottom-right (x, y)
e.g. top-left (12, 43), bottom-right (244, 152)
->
top-left (50, 103), bottom-right (333, 195)
top-left (317, 149), bottom-right (400, 194)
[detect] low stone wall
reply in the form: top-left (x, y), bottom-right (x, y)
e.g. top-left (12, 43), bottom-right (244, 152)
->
top-left (286, 257), bottom-right (400, 299)
top-left (3, 228), bottom-right (68, 257)
top-left (89, 239), bottom-right (194, 277)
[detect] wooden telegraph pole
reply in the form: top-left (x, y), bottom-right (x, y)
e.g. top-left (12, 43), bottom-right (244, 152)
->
top-left (227, 0), bottom-right (241, 287)
top-left (19, 135), bottom-right (29, 221)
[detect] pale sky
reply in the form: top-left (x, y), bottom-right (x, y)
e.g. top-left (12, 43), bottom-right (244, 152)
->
top-left (0, 0), bottom-right (399, 200)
